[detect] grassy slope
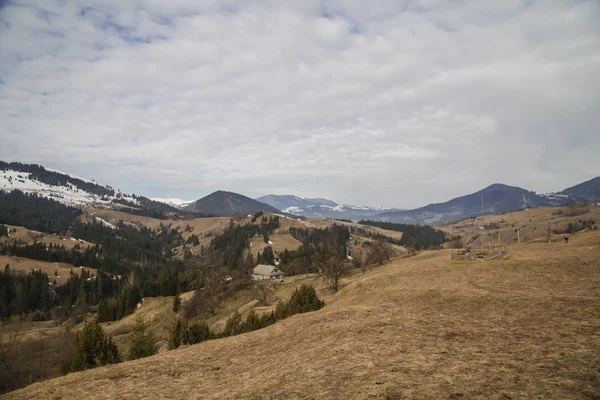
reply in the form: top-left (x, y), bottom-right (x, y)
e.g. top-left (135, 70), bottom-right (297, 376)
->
top-left (437, 204), bottom-right (600, 248)
top-left (7, 229), bottom-right (600, 399)
top-left (0, 225), bottom-right (94, 250)
top-left (0, 256), bottom-right (97, 285)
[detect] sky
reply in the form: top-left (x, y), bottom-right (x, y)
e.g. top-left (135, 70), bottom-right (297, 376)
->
top-left (1, 0), bottom-right (599, 209)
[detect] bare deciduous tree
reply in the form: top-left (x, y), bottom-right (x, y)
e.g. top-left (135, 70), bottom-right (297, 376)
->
top-left (0, 323), bottom-right (24, 370)
top-left (367, 239), bottom-right (394, 266)
top-left (254, 282), bottom-right (274, 306)
top-left (322, 257), bottom-right (350, 292)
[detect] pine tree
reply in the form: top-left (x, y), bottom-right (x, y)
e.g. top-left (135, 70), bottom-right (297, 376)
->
top-left (62, 319), bottom-right (121, 374)
top-left (172, 293), bottom-right (181, 313)
top-left (168, 320), bottom-right (183, 349)
top-left (128, 314), bottom-right (158, 360)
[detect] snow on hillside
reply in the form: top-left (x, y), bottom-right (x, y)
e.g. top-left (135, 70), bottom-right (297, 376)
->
top-left (45, 167), bottom-right (95, 184)
top-left (150, 198), bottom-right (194, 208)
top-left (0, 169), bottom-right (138, 207)
top-left (282, 206), bottom-right (302, 214)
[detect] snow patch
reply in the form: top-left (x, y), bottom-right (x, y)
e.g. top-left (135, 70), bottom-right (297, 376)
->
top-left (151, 197), bottom-right (194, 207)
top-left (0, 169), bottom-right (138, 207)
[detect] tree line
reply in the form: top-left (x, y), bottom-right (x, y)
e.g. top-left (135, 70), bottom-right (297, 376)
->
top-left (278, 224), bottom-right (350, 276)
top-left (358, 220), bottom-right (447, 250)
top-left (170, 284), bottom-right (323, 348)
top-left (1, 161), bottom-right (115, 198)
top-left (0, 190), bottom-right (83, 235)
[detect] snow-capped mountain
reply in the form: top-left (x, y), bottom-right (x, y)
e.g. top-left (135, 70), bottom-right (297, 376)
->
top-left (256, 194), bottom-right (403, 221)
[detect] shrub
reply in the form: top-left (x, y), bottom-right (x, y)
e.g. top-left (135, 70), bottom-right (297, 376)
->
top-left (185, 321), bottom-right (214, 344)
top-left (286, 285), bottom-right (324, 315)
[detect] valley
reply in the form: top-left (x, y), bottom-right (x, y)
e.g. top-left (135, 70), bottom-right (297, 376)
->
top-left (0, 162), bottom-right (599, 398)
top-left (5, 229), bottom-right (600, 399)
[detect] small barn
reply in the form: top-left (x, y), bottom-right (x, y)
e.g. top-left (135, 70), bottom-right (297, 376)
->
top-left (252, 264), bottom-right (285, 281)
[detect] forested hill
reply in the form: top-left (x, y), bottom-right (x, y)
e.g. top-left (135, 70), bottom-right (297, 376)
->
top-left (0, 161), bottom-right (181, 218)
top-left (186, 190), bottom-right (282, 217)
top-left (559, 176), bottom-right (600, 202)
top-left (373, 183), bottom-right (557, 225)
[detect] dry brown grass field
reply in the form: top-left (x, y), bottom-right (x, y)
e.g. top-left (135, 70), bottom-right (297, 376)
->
top-left (0, 225), bottom-right (93, 250)
top-left (0, 256), bottom-right (96, 285)
top-left (85, 207), bottom-right (232, 235)
top-left (438, 205), bottom-right (600, 248)
top-left (6, 227), bottom-right (599, 399)
top-left (249, 233), bottom-right (303, 256)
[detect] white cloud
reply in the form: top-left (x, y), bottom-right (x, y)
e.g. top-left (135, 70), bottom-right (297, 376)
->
top-left (0, 0), bottom-right (599, 208)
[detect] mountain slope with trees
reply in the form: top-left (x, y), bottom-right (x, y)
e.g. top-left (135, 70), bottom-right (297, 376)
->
top-left (374, 183), bottom-right (559, 225)
top-left (186, 191), bottom-right (282, 217)
top-left (559, 176), bottom-right (600, 202)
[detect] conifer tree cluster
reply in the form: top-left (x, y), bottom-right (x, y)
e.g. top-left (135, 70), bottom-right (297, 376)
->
top-left (96, 285), bottom-right (143, 322)
top-left (211, 216), bottom-right (280, 269)
top-left (62, 320), bottom-right (120, 374)
top-left (278, 224), bottom-right (351, 275)
top-left (0, 265), bottom-right (53, 320)
top-left (168, 320), bottom-right (215, 349)
top-left (169, 285), bottom-right (323, 349)
top-left (0, 190), bottom-right (82, 235)
top-left (358, 220), bottom-right (447, 250)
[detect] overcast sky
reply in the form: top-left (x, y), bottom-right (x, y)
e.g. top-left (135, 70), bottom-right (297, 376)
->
top-left (1, 0), bottom-right (599, 208)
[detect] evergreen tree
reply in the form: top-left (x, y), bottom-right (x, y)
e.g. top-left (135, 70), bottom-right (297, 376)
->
top-left (286, 285), bottom-right (324, 314)
top-left (62, 320), bottom-right (120, 374)
top-left (128, 314), bottom-right (158, 360)
top-left (172, 293), bottom-right (181, 313)
top-left (168, 320), bottom-right (184, 349)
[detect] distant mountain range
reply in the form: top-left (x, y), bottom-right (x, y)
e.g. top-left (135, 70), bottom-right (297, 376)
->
top-left (185, 191), bottom-right (281, 217)
top-left (2, 160), bottom-right (598, 225)
top-left (256, 194), bottom-right (403, 220)
top-left (374, 183), bottom-right (557, 225)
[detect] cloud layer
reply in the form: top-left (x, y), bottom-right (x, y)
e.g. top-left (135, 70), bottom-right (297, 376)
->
top-left (1, 0), bottom-right (599, 208)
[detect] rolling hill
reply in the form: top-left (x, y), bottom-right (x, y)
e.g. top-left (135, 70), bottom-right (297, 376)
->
top-left (185, 190), bottom-right (282, 217)
top-left (375, 183), bottom-right (558, 225)
top-left (8, 229), bottom-right (600, 399)
top-left (0, 161), bottom-right (179, 216)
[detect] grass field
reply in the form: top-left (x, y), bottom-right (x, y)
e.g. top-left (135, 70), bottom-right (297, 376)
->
top-left (0, 256), bottom-right (97, 285)
top-left (438, 204), bottom-right (600, 248)
top-left (7, 226), bottom-right (599, 399)
top-left (0, 225), bottom-right (93, 250)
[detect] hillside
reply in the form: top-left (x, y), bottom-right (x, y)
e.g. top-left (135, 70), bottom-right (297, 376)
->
top-left (559, 176), bottom-right (600, 202)
top-left (0, 161), bottom-right (179, 217)
top-left (375, 183), bottom-right (558, 225)
top-left (437, 204), bottom-right (600, 248)
top-left (8, 229), bottom-right (600, 399)
top-left (257, 194), bottom-right (401, 221)
top-left (186, 190), bottom-right (282, 217)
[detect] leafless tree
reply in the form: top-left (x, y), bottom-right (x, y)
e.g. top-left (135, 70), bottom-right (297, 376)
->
top-left (367, 239), bottom-right (394, 266)
top-left (254, 282), bottom-right (274, 306)
top-left (0, 323), bottom-right (24, 370)
top-left (322, 257), bottom-right (350, 292)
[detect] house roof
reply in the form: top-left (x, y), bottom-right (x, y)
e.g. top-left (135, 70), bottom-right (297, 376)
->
top-left (252, 264), bottom-right (284, 276)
